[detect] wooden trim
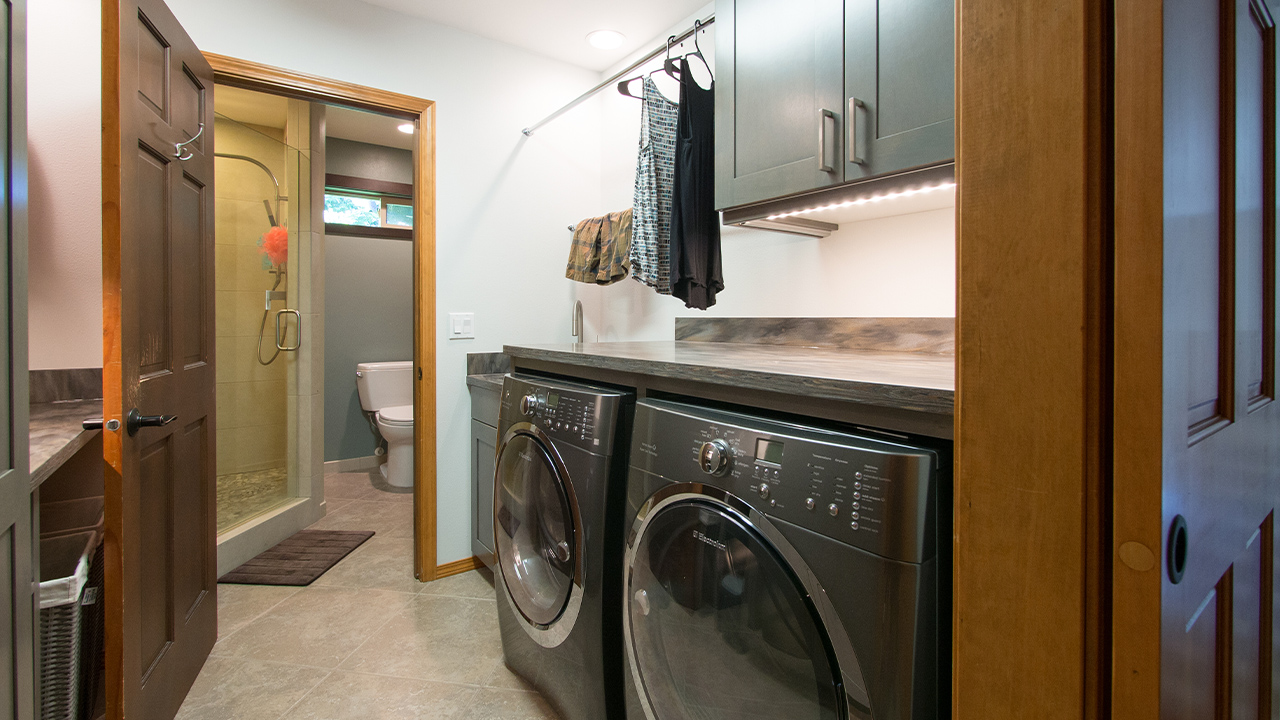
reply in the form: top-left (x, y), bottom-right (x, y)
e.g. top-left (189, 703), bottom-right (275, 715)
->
top-left (954, 0), bottom-right (1112, 716)
top-left (204, 53), bottom-right (439, 582)
top-left (434, 555), bottom-right (483, 579)
top-left (323, 223), bottom-right (413, 241)
top-left (1110, 0), bottom-right (1165, 714)
top-left (203, 52), bottom-right (430, 118)
top-left (325, 172), bottom-right (413, 198)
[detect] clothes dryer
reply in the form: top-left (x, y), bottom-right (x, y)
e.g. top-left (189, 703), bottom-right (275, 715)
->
top-left (494, 374), bottom-right (633, 720)
top-left (623, 398), bottom-right (947, 720)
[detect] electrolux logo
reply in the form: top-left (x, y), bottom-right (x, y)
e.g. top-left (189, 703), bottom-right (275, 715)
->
top-left (693, 529), bottom-right (726, 551)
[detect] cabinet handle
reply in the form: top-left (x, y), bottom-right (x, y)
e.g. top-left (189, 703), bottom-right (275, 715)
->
top-left (817, 108), bottom-right (837, 173)
top-left (848, 97), bottom-right (866, 165)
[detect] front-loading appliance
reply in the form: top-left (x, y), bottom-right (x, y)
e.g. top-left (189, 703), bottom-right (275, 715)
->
top-left (623, 398), bottom-right (947, 720)
top-left (494, 373), bottom-right (633, 720)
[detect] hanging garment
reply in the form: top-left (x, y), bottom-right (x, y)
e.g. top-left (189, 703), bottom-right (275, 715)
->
top-left (565, 208), bottom-right (633, 286)
top-left (669, 57), bottom-right (722, 310)
top-left (630, 77), bottom-right (678, 295)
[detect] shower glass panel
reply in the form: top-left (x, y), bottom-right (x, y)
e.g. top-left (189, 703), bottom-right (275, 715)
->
top-left (213, 111), bottom-right (313, 533)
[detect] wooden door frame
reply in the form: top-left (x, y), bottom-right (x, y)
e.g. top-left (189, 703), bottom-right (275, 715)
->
top-left (202, 53), bottom-right (440, 581)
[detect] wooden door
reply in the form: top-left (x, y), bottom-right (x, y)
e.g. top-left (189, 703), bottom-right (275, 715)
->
top-left (102, 0), bottom-right (216, 718)
top-left (0, 0), bottom-right (32, 717)
top-left (1113, 0), bottom-right (1280, 715)
top-left (713, 0), bottom-right (845, 210)
top-left (843, 0), bottom-right (954, 181)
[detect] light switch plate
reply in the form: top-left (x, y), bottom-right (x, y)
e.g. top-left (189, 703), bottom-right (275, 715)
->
top-left (448, 312), bottom-right (475, 339)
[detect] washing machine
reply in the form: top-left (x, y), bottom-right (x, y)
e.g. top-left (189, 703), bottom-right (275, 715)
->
top-left (493, 373), bottom-right (634, 720)
top-left (622, 398), bottom-right (947, 720)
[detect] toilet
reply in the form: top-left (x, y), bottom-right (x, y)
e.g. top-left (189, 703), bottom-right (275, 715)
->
top-left (355, 361), bottom-right (414, 488)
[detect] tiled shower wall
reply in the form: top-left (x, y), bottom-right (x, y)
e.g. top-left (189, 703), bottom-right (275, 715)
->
top-left (214, 117), bottom-right (290, 476)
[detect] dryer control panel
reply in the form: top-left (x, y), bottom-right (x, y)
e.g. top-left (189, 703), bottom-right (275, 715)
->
top-left (499, 374), bottom-right (626, 456)
top-left (630, 399), bottom-right (938, 564)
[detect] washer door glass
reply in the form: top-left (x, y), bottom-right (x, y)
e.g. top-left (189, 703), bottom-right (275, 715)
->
top-left (495, 432), bottom-right (575, 627)
top-left (628, 501), bottom-right (841, 720)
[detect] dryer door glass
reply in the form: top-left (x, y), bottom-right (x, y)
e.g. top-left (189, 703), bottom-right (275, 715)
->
top-left (628, 501), bottom-right (841, 720)
top-left (495, 432), bottom-right (575, 627)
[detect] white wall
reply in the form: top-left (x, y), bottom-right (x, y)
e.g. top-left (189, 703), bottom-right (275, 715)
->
top-left (576, 10), bottom-right (956, 342)
top-left (165, 0), bottom-right (604, 564)
top-left (28, 0), bottom-right (103, 370)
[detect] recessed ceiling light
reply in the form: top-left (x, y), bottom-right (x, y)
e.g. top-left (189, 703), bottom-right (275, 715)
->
top-left (587, 29), bottom-right (625, 50)
top-left (397, 123), bottom-right (414, 134)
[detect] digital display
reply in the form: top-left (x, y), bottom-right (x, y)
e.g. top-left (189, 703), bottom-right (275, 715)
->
top-left (547, 393), bottom-right (559, 408)
top-left (755, 438), bottom-right (784, 466)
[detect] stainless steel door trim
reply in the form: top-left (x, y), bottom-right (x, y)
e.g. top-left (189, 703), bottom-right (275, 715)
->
top-left (493, 421), bottom-right (585, 649)
top-left (623, 482), bottom-right (873, 718)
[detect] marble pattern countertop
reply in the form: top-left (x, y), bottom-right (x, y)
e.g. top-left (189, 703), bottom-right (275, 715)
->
top-left (30, 400), bottom-right (102, 489)
top-left (466, 373), bottom-right (506, 391)
top-left (504, 342), bottom-right (955, 415)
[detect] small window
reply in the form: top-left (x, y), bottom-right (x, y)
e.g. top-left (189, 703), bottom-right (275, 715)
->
top-left (386, 203), bottom-right (413, 227)
top-left (324, 193), bottom-right (382, 227)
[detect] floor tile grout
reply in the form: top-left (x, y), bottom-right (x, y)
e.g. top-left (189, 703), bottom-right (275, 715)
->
top-left (272, 668), bottom-right (335, 720)
top-left (212, 586), bottom-right (302, 648)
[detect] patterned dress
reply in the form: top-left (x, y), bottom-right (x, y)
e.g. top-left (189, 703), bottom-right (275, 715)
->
top-left (630, 77), bottom-right (678, 295)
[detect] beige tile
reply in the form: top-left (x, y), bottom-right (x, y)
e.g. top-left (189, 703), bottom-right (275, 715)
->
top-left (312, 536), bottom-right (422, 594)
top-left (338, 594), bottom-right (503, 685)
top-left (215, 584), bottom-right (300, 640)
top-left (481, 657), bottom-right (545, 692)
top-left (308, 499), bottom-right (412, 537)
top-left (462, 687), bottom-right (561, 720)
top-left (175, 656), bottom-right (329, 720)
top-left (279, 670), bottom-right (475, 720)
top-left (324, 472), bottom-right (379, 501)
top-left (223, 423), bottom-right (286, 474)
top-left (420, 569), bottom-right (495, 600)
top-left (213, 586), bottom-right (414, 668)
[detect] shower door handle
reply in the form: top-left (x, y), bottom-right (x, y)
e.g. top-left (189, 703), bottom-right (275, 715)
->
top-left (275, 309), bottom-right (302, 351)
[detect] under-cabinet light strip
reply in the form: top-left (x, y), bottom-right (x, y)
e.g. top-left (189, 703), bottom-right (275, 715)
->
top-left (765, 182), bottom-right (957, 221)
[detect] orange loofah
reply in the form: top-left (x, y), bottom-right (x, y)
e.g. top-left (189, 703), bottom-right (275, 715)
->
top-left (260, 226), bottom-right (288, 266)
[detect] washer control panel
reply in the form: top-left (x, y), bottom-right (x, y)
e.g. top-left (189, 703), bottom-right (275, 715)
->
top-left (500, 374), bottom-right (624, 455)
top-left (630, 399), bottom-right (938, 564)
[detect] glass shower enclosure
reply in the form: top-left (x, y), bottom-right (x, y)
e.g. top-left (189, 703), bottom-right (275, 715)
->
top-left (212, 96), bottom-right (326, 573)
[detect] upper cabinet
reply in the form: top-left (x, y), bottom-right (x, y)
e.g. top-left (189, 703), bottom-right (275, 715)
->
top-left (715, 0), bottom-right (956, 211)
top-left (714, 0), bottom-right (846, 210)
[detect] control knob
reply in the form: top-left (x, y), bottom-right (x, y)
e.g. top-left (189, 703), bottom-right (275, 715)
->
top-left (520, 394), bottom-right (541, 415)
top-left (698, 439), bottom-right (732, 476)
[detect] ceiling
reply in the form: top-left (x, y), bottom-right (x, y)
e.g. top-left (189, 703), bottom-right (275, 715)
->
top-left (359, 0), bottom-right (710, 71)
top-left (325, 106), bottom-right (416, 150)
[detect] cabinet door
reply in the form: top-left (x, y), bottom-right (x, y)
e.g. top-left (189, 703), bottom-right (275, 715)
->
top-left (844, 0), bottom-right (955, 181)
top-left (715, 0), bottom-right (845, 209)
top-left (471, 420), bottom-right (496, 562)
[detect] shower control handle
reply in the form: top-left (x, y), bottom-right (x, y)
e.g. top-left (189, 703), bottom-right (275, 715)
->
top-left (126, 408), bottom-right (176, 437)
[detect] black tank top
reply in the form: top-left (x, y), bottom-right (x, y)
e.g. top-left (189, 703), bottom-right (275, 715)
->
top-left (669, 57), bottom-right (722, 310)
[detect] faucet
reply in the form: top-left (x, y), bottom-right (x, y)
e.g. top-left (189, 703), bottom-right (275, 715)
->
top-left (571, 300), bottom-right (584, 342)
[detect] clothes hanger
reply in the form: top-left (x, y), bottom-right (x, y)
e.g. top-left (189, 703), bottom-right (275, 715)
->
top-left (617, 36), bottom-right (677, 99)
top-left (664, 21), bottom-right (713, 81)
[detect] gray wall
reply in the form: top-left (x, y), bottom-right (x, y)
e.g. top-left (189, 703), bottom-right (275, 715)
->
top-left (325, 137), bottom-right (413, 184)
top-left (323, 136), bottom-right (414, 461)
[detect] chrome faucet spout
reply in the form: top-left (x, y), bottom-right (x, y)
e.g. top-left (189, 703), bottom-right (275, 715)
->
top-left (571, 300), bottom-right (584, 342)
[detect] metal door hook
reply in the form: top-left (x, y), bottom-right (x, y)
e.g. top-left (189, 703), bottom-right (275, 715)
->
top-left (275, 309), bottom-right (301, 351)
top-left (175, 122), bottom-right (204, 161)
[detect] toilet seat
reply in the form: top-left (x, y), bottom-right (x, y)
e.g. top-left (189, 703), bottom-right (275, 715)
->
top-left (378, 404), bottom-right (414, 426)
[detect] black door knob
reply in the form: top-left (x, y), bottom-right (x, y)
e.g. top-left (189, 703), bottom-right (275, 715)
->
top-left (126, 408), bottom-right (177, 436)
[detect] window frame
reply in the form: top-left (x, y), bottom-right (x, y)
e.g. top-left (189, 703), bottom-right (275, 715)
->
top-left (323, 172), bottom-right (414, 240)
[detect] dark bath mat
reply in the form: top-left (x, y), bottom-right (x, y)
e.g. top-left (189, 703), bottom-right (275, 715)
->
top-left (218, 529), bottom-right (375, 586)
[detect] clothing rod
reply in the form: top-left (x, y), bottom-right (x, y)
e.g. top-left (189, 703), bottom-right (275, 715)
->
top-left (521, 14), bottom-right (715, 136)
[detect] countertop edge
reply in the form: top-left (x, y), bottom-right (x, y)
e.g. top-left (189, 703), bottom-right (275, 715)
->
top-left (31, 427), bottom-right (100, 491)
top-left (504, 344), bottom-right (954, 416)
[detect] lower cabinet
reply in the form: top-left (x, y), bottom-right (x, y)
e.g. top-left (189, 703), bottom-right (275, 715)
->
top-left (469, 383), bottom-right (500, 569)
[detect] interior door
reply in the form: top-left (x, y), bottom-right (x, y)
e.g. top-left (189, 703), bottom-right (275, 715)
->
top-left (0, 0), bottom-right (32, 716)
top-left (1113, 0), bottom-right (1280, 714)
top-left (102, 0), bottom-right (216, 718)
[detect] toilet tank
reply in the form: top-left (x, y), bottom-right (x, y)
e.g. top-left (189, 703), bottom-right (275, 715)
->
top-left (355, 361), bottom-right (413, 411)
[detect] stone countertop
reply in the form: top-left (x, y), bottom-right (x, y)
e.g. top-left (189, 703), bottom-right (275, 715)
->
top-left (30, 400), bottom-right (102, 490)
top-left (504, 341), bottom-right (954, 416)
top-left (466, 373), bottom-right (505, 391)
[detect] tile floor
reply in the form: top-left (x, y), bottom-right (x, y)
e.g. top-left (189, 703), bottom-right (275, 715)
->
top-left (181, 471), bottom-right (559, 720)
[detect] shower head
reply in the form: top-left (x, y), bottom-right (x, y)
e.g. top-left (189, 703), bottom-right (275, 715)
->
top-left (263, 199), bottom-right (278, 227)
